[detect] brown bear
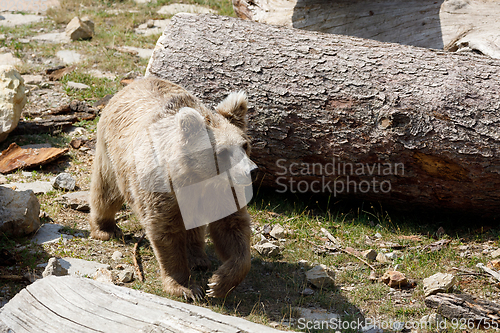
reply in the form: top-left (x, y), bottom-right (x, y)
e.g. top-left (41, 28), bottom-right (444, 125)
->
top-left (89, 76), bottom-right (256, 300)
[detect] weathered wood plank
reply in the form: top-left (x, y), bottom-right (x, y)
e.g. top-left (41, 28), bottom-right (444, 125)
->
top-left (0, 276), bottom-right (284, 333)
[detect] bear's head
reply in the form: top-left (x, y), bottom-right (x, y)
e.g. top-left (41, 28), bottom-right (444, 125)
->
top-left (173, 91), bottom-right (257, 188)
top-left (134, 91), bottom-right (257, 229)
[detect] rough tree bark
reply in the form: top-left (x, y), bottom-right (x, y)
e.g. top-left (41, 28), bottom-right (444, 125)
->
top-left (146, 14), bottom-right (500, 217)
top-left (232, 0), bottom-right (500, 59)
top-left (425, 293), bottom-right (500, 326)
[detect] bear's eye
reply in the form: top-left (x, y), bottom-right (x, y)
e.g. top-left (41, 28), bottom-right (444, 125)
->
top-left (242, 142), bottom-right (249, 152)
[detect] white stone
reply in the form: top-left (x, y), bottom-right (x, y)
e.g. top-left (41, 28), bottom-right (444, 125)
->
top-left (252, 242), bottom-right (280, 257)
top-left (57, 191), bottom-right (89, 211)
top-left (32, 32), bottom-right (70, 43)
top-left (66, 81), bottom-right (90, 90)
top-left (0, 13), bottom-right (44, 27)
top-left (293, 307), bottom-right (340, 322)
top-left (88, 69), bottom-right (116, 80)
top-left (3, 181), bottom-right (53, 194)
top-left (93, 268), bottom-right (114, 284)
top-left (269, 224), bottom-right (285, 239)
top-left (21, 74), bottom-right (43, 85)
top-left (135, 19), bottom-right (170, 36)
top-left (385, 252), bottom-right (399, 260)
top-left (0, 186), bottom-right (40, 237)
top-left (157, 4), bottom-right (215, 16)
top-left (59, 258), bottom-right (111, 278)
top-left (491, 248), bottom-right (500, 258)
top-left (42, 257), bottom-right (68, 277)
top-left (56, 50), bottom-right (82, 64)
top-left (0, 66), bottom-right (25, 141)
top-left (112, 251), bottom-right (123, 261)
top-left (423, 272), bottom-right (456, 297)
top-left (0, 0), bottom-right (59, 13)
top-left (120, 46), bottom-right (154, 59)
top-left (65, 16), bottom-right (93, 40)
top-left (116, 269), bottom-right (134, 283)
top-left (32, 223), bottom-right (73, 244)
top-left (51, 172), bottom-right (76, 191)
top-left (305, 264), bottom-right (335, 288)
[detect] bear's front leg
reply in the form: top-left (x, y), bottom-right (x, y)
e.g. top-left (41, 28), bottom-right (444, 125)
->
top-left (207, 208), bottom-right (251, 298)
top-left (145, 219), bottom-right (203, 301)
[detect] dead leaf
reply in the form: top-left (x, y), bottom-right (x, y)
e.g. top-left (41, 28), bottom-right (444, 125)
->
top-left (0, 143), bottom-right (69, 173)
top-left (422, 239), bottom-right (451, 252)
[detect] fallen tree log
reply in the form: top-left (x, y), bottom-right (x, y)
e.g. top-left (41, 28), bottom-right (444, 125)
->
top-left (425, 293), bottom-right (500, 327)
top-left (232, 0), bottom-right (500, 59)
top-left (146, 14), bottom-right (500, 217)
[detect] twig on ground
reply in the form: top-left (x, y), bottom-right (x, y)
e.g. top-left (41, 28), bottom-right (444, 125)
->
top-left (451, 266), bottom-right (489, 277)
top-left (133, 234), bottom-right (146, 282)
top-left (0, 275), bottom-right (24, 281)
top-left (319, 228), bottom-right (377, 272)
top-left (476, 263), bottom-right (500, 282)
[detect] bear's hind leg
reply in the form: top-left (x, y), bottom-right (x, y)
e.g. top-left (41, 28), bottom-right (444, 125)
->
top-left (89, 153), bottom-right (124, 241)
top-left (207, 208), bottom-right (251, 298)
top-left (186, 225), bottom-right (211, 270)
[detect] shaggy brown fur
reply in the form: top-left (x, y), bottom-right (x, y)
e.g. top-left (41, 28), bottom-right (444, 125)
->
top-left (89, 77), bottom-right (253, 300)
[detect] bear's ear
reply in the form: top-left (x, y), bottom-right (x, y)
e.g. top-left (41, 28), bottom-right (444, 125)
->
top-left (216, 91), bottom-right (248, 130)
top-left (176, 107), bottom-right (205, 137)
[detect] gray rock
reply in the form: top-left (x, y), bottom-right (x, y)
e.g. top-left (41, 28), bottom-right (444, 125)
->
top-left (42, 257), bottom-right (68, 278)
top-left (32, 223), bottom-right (73, 244)
top-left (112, 251), bottom-right (123, 261)
top-left (253, 242), bottom-right (280, 257)
top-left (362, 249), bottom-right (377, 261)
top-left (157, 4), bottom-right (215, 15)
top-left (57, 258), bottom-right (111, 278)
top-left (305, 264), bottom-right (335, 288)
top-left (56, 50), bottom-right (82, 64)
top-left (52, 173), bottom-right (76, 191)
top-left (0, 13), bottom-right (45, 27)
top-left (3, 181), bottom-right (53, 194)
top-left (116, 269), bottom-right (134, 283)
top-left (32, 32), bottom-right (71, 43)
top-left (67, 81), bottom-right (90, 90)
top-left (57, 191), bottom-right (89, 211)
top-left (269, 224), bottom-right (285, 239)
top-left (385, 252), bottom-right (399, 260)
top-left (0, 65), bottom-right (26, 141)
top-left (0, 186), bottom-right (40, 237)
top-left (491, 248), bottom-right (500, 258)
top-left (420, 313), bottom-right (446, 330)
top-left (300, 287), bottom-right (314, 296)
top-left (423, 272), bottom-right (456, 297)
top-left (65, 16), bottom-right (93, 40)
